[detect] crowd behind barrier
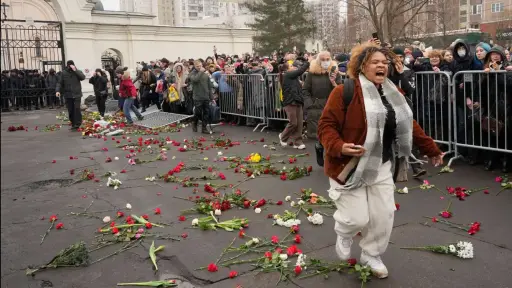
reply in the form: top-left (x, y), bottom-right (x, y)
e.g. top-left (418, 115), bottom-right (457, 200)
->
top-left (1, 69), bottom-right (510, 165)
top-left (217, 71), bottom-right (510, 166)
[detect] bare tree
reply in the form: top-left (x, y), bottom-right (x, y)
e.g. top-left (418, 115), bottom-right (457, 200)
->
top-left (345, 0), bottom-right (430, 44)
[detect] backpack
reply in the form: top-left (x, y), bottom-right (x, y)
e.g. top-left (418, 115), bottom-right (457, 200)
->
top-left (315, 78), bottom-right (354, 167)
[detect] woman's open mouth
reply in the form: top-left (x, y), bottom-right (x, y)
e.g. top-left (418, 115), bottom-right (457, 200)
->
top-left (376, 71), bottom-right (385, 77)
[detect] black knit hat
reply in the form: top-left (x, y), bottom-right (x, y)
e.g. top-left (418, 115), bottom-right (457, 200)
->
top-left (392, 47), bottom-right (405, 56)
top-left (66, 60), bottom-right (75, 66)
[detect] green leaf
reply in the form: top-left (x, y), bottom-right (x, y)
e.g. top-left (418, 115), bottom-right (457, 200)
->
top-left (149, 241), bottom-right (158, 271)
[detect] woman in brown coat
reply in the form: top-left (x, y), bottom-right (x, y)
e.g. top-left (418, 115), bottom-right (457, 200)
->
top-left (318, 43), bottom-right (444, 279)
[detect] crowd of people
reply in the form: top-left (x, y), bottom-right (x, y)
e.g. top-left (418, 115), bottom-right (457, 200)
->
top-left (1, 40), bottom-right (511, 172)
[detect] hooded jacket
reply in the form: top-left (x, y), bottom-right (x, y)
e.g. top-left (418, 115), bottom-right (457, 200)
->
top-left (281, 60), bottom-right (310, 107)
top-left (56, 67), bottom-right (86, 99)
top-left (119, 75), bottom-right (137, 99)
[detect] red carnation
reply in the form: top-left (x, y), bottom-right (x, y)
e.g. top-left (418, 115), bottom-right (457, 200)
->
top-left (395, 203), bottom-right (400, 210)
top-left (264, 251), bottom-right (272, 259)
top-left (294, 265), bottom-right (302, 275)
top-left (112, 227), bottom-right (119, 234)
top-left (239, 229), bottom-right (245, 238)
top-left (145, 222), bottom-right (152, 229)
top-left (155, 207), bottom-right (161, 215)
top-left (254, 198), bottom-right (266, 208)
top-left (229, 270), bottom-right (238, 278)
top-left (276, 200), bottom-right (283, 206)
top-left (55, 223), bottom-right (64, 230)
top-left (271, 235), bottom-right (279, 244)
top-left (291, 225), bottom-right (299, 234)
top-left (142, 214), bottom-right (149, 220)
top-left (178, 215), bottom-right (186, 221)
top-left (280, 174), bottom-right (287, 181)
top-left (207, 263), bottom-right (218, 272)
top-left (347, 258), bottom-right (357, 266)
top-left (49, 215), bottom-right (58, 222)
top-left (287, 245), bottom-right (298, 256)
top-left (294, 234), bottom-right (301, 244)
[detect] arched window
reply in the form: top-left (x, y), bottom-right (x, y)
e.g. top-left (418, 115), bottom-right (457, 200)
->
top-left (35, 37), bottom-right (41, 57)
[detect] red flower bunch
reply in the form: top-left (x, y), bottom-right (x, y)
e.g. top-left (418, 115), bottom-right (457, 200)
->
top-left (7, 126), bottom-right (16, 132)
top-left (204, 184), bottom-right (216, 193)
top-left (287, 245), bottom-right (298, 256)
top-left (468, 222), bottom-right (481, 235)
top-left (126, 216), bottom-right (135, 224)
top-left (254, 198), bottom-right (266, 208)
top-left (168, 162), bottom-right (185, 175)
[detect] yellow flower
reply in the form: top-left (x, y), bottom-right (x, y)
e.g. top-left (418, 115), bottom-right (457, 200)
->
top-left (249, 153), bottom-right (261, 163)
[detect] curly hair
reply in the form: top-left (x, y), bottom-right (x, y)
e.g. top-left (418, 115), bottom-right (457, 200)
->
top-left (347, 43), bottom-right (393, 79)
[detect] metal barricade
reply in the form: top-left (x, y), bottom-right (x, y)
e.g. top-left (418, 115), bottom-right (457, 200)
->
top-left (449, 71), bottom-right (511, 166)
top-left (263, 73), bottom-right (288, 124)
top-left (413, 71), bottom-right (453, 155)
top-left (218, 74), bottom-right (267, 132)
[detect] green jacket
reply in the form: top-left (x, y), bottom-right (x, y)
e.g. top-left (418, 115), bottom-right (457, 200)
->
top-left (188, 69), bottom-right (212, 101)
top-left (56, 68), bottom-right (86, 98)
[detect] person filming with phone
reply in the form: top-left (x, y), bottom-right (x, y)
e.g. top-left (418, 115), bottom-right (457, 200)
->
top-left (317, 42), bottom-right (444, 279)
top-left (56, 60), bottom-right (86, 131)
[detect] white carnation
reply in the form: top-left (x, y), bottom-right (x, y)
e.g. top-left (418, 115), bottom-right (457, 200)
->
top-left (191, 218), bottom-right (199, 226)
top-left (218, 151), bottom-right (223, 156)
top-left (252, 238), bottom-right (259, 244)
top-left (285, 196), bottom-right (291, 202)
top-left (102, 216), bottom-right (111, 223)
top-left (254, 208), bottom-right (262, 214)
top-left (183, 145), bottom-right (187, 149)
top-left (290, 201), bottom-right (296, 207)
top-left (126, 203), bottom-right (132, 209)
top-left (449, 245), bottom-right (456, 253)
top-left (297, 200), bottom-right (305, 206)
top-left (279, 254), bottom-right (288, 261)
top-left (307, 213), bottom-right (324, 225)
top-left (114, 157), bottom-right (119, 161)
top-left (214, 209), bottom-right (222, 216)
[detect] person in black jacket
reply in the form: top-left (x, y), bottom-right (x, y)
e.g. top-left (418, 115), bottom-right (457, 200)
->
top-left (89, 68), bottom-right (108, 116)
top-left (278, 55), bottom-right (312, 150)
top-left (56, 60), bottom-right (86, 131)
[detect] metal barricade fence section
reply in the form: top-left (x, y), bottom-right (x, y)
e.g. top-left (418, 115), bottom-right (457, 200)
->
top-left (451, 71), bottom-right (510, 159)
top-left (413, 71), bottom-right (453, 150)
top-left (220, 74), bottom-right (267, 131)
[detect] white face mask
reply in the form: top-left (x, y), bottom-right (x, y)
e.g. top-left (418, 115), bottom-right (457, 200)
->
top-left (457, 48), bottom-right (466, 57)
top-left (321, 61), bottom-right (330, 69)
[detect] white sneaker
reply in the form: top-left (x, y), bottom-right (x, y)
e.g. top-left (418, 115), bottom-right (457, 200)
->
top-left (360, 252), bottom-right (389, 279)
top-left (293, 144), bottom-right (306, 150)
top-left (335, 236), bottom-right (353, 261)
top-left (278, 133), bottom-right (287, 147)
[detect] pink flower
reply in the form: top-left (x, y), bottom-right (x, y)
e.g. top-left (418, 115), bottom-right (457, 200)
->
top-left (137, 228), bottom-right (144, 233)
top-left (484, 190), bottom-right (489, 194)
top-left (128, 159), bottom-right (136, 165)
top-left (440, 211), bottom-right (452, 218)
top-left (423, 180), bottom-right (430, 185)
top-left (495, 176), bottom-right (503, 182)
top-left (134, 233), bottom-right (142, 239)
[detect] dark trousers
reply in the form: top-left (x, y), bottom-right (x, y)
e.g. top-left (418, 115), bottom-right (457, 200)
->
top-left (95, 94), bottom-right (107, 116)
top-left (66, 97), bottom-right (82, 128)
top-left (193, 100), bottom-right (210, 127)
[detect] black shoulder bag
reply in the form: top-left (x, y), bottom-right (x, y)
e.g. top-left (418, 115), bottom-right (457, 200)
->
top-left (315, 79), bottom-right (355, 167)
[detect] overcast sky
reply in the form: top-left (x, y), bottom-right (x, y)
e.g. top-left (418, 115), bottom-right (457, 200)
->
top-left (102, 0), bottom-right (120, 11)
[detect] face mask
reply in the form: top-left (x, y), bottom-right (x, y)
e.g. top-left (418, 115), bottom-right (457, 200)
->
top-left (321, 61), bottom-right (330, 69)
top-left (457, 48), bottom-right (466, 57)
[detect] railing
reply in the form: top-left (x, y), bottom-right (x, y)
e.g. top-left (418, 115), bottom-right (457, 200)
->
top-left (218, 71), bottom-right (511, 167)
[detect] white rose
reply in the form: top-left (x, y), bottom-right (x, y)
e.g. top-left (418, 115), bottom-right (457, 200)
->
top-left (285, 196), bottom-right (291, 202)
top-left (402, 187), bottom-right (409, 194)
top-left (126, 203), bottom-right (132, 209)
top-left (102, 216), bottom-right (111, 223)
top-left (297, 200), bottom-right (305, 206)
top-left (214, 209), bottom-right (222, 216)
top-left (218, 151), bottom-right (223, 156)
top-left (254, 208), bottom-right (262, 214)
top-left (114, 157), bottom-right (119, 161)
top-left (192, 218), bottom-right (199, 226)
top-left (279, 254), bottom-right (288, 261)
top-left (290, 201), bottom-right (296, 207)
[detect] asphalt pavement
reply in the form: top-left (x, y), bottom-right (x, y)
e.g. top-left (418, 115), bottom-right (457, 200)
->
top-left (1, 110), bottom-right (511, 288)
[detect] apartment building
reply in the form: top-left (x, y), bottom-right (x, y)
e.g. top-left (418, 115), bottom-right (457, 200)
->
top-left (306, 0), bottom-right (341, 48)
top-left (120, 0), bottom-right (154, 14)
top-left (158, 0), bottom-right (175, 25)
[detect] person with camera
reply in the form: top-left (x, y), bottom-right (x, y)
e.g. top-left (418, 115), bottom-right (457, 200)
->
top-left (56, 60), bottom-right (86, 131)
top-left (189, 60), bottom-right (214, 133)
top-left (89, 69), bottom-right (108, 117)
top-left (278, 54), bottom-right (312, 150)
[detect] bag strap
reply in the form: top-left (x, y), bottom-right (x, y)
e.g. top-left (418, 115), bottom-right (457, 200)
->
top-left (342, 78), bottom-right (354, 112)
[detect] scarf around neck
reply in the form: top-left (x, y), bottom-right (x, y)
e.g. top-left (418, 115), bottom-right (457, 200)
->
top-left (333, 74), bottom-right (419, 192)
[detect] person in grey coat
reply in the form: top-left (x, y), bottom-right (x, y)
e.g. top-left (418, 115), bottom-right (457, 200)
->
top-left (56, 60), bottom-right (86, 131)
top-left (303, 51), bottom-right (343, 140)
top-left (189, 60), bottom-right (213, 133)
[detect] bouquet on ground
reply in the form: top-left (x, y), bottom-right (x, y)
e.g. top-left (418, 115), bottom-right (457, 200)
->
top-left (26, 241), bottom-right (89, 275)
top-left (192, 212), bottom-right (248, 232)
top-left (106, 177), bottom-right (122, 190)
top-left (401, 241), bottom-right (474, 259)
top-left (273, 210), bottom-right (301, 228)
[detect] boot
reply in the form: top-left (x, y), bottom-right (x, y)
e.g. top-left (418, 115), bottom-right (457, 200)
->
top-left (192, 119), bottom-right (198, 132)
top-left (502, 156), bottom-right (509, 173)
top-left (411, 163), bottom-right (426, 178)
top-left (484, 160), bottom-right (494, 171)
top-left (201, 125), bottom-right (209, 134)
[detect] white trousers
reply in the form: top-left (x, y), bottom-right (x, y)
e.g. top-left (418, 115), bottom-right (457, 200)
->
top-left (330, 161), bottom-right (396, 257)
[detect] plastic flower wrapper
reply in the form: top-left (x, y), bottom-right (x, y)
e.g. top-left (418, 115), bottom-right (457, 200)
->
top-left (26, 241), bottom-right (89, 275)
top-left (401, 240), bottom-right (474, 259)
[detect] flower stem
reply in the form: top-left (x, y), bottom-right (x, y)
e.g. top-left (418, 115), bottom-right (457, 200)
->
top-left (90, 239), bottom-right (140, 265)
top-left (215, 237), bottom-right (237, 265)
top-left (433, 186), bottom-right (449, 196)
top-left (221, 257), bottom-right (263, 267)
top-left (40, 221), bottom-right (55, 245)
top-left (496, 186), bottom-right (509, 196)
top-left (445, 200), bottom-right (452, 212)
